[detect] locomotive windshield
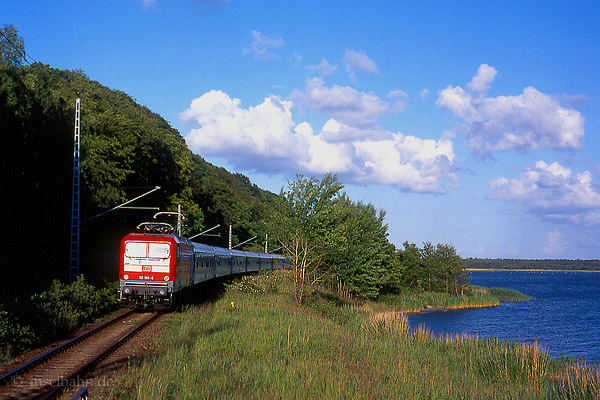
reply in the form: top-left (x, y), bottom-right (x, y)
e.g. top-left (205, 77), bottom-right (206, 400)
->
top-left (125, 241), bottom-right (171, 259)
top-left (148, 243), bottom-right (170, 258)
top-left (125, 242), bottom-right (147, 258)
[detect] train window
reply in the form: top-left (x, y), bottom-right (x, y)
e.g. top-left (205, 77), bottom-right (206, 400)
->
top-left (125, 241), bottom-right (147, 258)
top-left (148, 243), bottom-right (170, 258)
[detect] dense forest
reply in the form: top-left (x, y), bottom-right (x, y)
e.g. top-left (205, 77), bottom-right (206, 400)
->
top-left (0, 60), bottom-right (280, 295)
top-left (1, 24), bottom-right (469, 302)
top-left (0, 26), bottom-right (279, 297)
top-left (463, 258), bottom-right (600, 271)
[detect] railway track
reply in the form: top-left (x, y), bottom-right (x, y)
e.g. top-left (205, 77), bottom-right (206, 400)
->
top-left (0, 309), bottom-right (160, 400)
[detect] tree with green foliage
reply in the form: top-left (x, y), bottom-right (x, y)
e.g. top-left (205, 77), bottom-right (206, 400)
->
top-left (1, 26), bottom-right (475, 306)
top-left (395, 241), bottom-right (468, 294)
top-left (396, 242), bottom-right (428, 292)
top-left (0, 57), bottom-right (281, 293)
top-left (190, 155), bottom-right (278, 248)
top-left (279, 173), bottom-right (344, 239)
top-left (269, 173), bottom-right (343, 302)
top-left (0, 62), bottom-right (73, 293)
top-left (431, 242), bottom-right (469, 295)
top-left (0, 24), bottom-right (26, 67)
top-left (326, 195), bottom-right (394, 298)
top-left (420, 241), bottom-right (438, 291)
top-left (271, 173), bottom-right (395, 300)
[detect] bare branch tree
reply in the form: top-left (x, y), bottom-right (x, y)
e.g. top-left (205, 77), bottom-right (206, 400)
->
top-left (279, 229), bottom-right (329, 303)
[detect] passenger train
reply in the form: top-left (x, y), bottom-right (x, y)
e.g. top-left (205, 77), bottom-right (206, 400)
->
top-left (118, 224), bottom-right (286, 309)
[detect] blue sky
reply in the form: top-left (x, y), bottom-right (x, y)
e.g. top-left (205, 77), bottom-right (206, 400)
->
top-left (4, 0), bottom-right (600, 259)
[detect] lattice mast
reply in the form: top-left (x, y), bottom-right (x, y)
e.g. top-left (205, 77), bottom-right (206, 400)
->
top-left (69, 93), bottom-right (81, 282)
top-left (264, 233), bottom-right (268, 253)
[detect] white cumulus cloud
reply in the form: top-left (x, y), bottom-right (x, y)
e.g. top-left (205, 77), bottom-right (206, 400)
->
top-left (290, 77), bottom-right (394, 127)
top-left (437, 64), bottom-right (585, 156)
top-left (487, 160), bottom-right (600, 226)
top-left (320, 119), bottom-right (392, 143)
top-left (181, 90), bottom-right (458, 193)
top-left (181, 90), bottom-right (300, 171)
top-left (467, 64), bottom-right (498, 93)
top-left (354, 132), bottom-right (457, 193)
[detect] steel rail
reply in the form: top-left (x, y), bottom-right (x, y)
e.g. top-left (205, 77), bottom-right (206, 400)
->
top-left (41, 312), bottom-right (161, 400)
top-left (0, 309), bottom-right (136, 386)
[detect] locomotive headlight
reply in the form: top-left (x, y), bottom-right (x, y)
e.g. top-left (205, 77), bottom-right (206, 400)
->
top-left (123, 287), bottom-right (132, 295)
top-left (159, 288), bottom-right (167, 296)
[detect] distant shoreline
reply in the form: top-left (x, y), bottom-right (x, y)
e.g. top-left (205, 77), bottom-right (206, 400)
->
top-left (462, 258), bottom-right (600, 271)
top-left (466, 268), bottom-right (600, 273)
top-left (406, 302), bottom-right (500, 314)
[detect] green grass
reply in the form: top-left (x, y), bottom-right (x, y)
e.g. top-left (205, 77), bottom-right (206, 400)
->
top-left (377, 287), bottom-right (502, 313)
top-left (101, 273), bottom-right (599, 399)
top-left (486, 286), bottom-right (534, 302)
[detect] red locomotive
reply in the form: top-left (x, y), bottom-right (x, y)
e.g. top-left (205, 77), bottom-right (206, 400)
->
top-left (119, 227), bottom-right (286, 309)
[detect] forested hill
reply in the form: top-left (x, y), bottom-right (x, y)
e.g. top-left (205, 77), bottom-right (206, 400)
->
top-left (463, 258), bottom-right (600, 271)
top-left (1, 62), bottom-right (278, 296)
top-left (1, 59), bottom-right (473, 302)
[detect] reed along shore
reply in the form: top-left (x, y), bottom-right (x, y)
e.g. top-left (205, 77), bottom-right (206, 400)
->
top-left (97, 271), bottom-right (597, 400)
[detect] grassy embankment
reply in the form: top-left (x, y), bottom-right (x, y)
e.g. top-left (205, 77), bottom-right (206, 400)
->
top-left (103, 272), bottom-right (599, 399)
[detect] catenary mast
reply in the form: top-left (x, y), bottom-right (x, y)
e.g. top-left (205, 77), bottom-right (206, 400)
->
top-left (69, 93), bottom-right (81, 282)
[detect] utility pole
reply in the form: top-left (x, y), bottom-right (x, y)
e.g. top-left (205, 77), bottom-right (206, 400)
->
top-left (265, 233), bottom-right (268, 253)
top-left (228, 224), bottom-right (232, 249)
top-left (177, 203), bottom-right (182, 236)
top-left (69, 93), bottom-right (81, 282)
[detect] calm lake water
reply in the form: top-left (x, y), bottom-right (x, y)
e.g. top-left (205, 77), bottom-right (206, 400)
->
top-left (407, 270), bottom-right (600, 363)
